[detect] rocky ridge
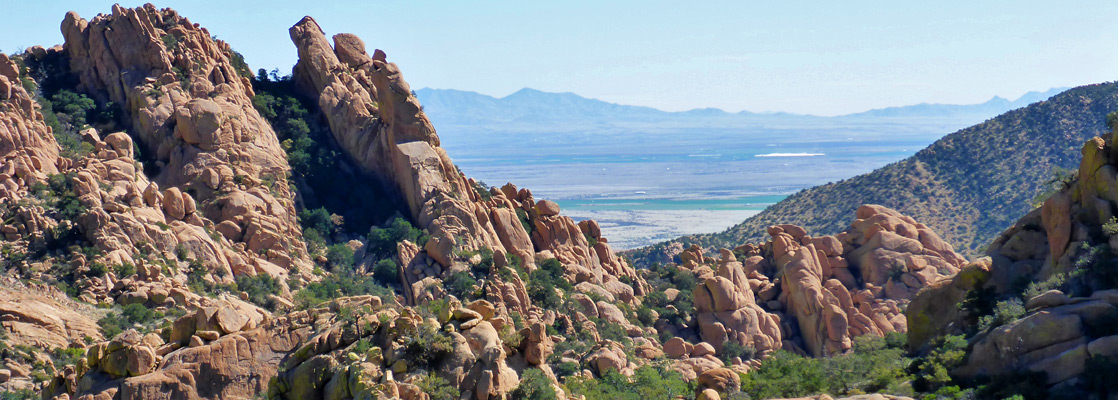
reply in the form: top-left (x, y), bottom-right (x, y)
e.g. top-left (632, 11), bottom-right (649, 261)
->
top-left (7, 3), bottom-right (1111, 400)
top-left (62, 4), bottom-right (311, 274)
top-left (0, 4), bottom-right (655, 400)
top-left (906, 120), bottom-right (1118, 392)
top-left (650, 204), bottom-right (964, 365)
top-left (286, 16), bottom-right (647, 306)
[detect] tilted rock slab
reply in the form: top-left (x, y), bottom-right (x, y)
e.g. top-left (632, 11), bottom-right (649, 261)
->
top-left (287, 17), bottom-right (647, 303)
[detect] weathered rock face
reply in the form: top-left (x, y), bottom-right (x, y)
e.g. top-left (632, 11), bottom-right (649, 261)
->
top-left (62, 4), bottom-right (309, 272)
top-left (907, 129), bottom-right (1118, 389)
top-left (692, 249), bottom-right (782, 356)
top-left (288, 16), bottom-right (498, 268)
top-left (905, 258), bottom-right (992, 351)
top-left (0, 52), bottom-right (60, 204)
top-left (955, 290), bottom-right (1118, 385)
top-left (0, 282), bottom-right (102, 350)
top-left (286, 16), bottom-right (647, 305)
top-left (754, 205), bottom-right (964, 356)
top-left (56, 296), bottom-right (314, 400)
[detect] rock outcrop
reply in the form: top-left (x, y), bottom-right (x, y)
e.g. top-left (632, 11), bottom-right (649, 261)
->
top-left (751, 205), bottom-right (964, 356)
top-left (954, 289), bottom-right (1118, 385)
top-left (0, 53), bottom-right (60, 204)
top-left (906, 122), bottom-right (1118, 390)
top-left (692, 249), bottom-right (783, 356)
top-left (288, 16), bottom-right (500, 269)
top-left (62, 4), bottom-right (310, 273)
top-left (285, 16), bottom-right (647, 306)
top-left (0, 281), bottom-right (101, 350)
top-left (5, 4), bottom-right (1000, 400)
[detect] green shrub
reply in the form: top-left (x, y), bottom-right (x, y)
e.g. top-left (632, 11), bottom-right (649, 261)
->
top-left (236, 273), bottom-right (281, 310)
top-left (471, 248), bottom-right (494, 276)
top-left (185, 260), bottom-right (233, 296)
top-left (87, 262), bottom-right (107, 278)
top-left (527, 258), bottom-right (572, 309)
top-left (161, 33), bottom-right (180, 48)
top-left (516, 208), bottom-right (533, 234)
top-left (566, 365), bottom-right (693, 400)
top-left (584, 232), bottom-right (598, 247)
top-left (1022, 273), bottom-right (1066, 300)
top-left (299, 208), bottom-right (335, 239)
top-left (510, 368), bottom-right (558, 400)
top-left (416, 372), bottom-right (459, 400)
top-left (30, 173), bottom-right (87, 224)
top-left (445, 271), bottom-right (479, 300)
top-left (635, 305), bottom-right (656, 325)
top-left (978, 298), bottom-right (1025, 332)
top-left (99, 303), bottom-right (165, 338)
top-left (1104, 217), bottom-right (1118, 238)
top-left (114, 262), bottom-right (136, 278)
top-left (741, 334), bottom-right (912, 398)
top-left (913, 335), bottom-right (969, 393)
top-left (121, 303), bottom-right (160, 324)
top-left (50, 345), bottom-right (85, 368)
top-left (294, 271), bottom-right (394, 308)
top-left (402, 323), bottom-right (454, 369)
top-left (175, 244), bottom-right (189, 260)
top-left (325, 244), bottom-right (354, 271)
top-left (367, 217), bottom-right (423, 258)
top-left (303, 228), bottom-right (326, 255)
top-left (473, 180), bottom-right (493, 201)
top-left (226, 49), bottom-right (252, 79)
top-left (740, 351), bottom-right (827, 398)
top-left (0, 389), bottom-right (37, 400)
top-left (554, 362), bottom-right (580, 379)
top-left (373, 259), bottom-right (398, 285)
top-left (720, 341), bottom-right (756, 364)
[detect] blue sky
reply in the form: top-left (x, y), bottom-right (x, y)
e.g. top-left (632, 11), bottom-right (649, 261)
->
top-left (3, 1), bottom-right (1116, 115)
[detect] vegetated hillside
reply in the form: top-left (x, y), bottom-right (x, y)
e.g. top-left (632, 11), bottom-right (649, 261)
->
top-left (631, 81), bottom-right (1118, 262)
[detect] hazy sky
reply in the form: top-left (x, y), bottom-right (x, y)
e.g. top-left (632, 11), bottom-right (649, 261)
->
top-left (3, 1), bottom-right (1116, 115)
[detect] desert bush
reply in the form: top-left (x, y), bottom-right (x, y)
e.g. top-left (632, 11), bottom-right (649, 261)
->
top-left (510, 368), bottom-right (558, 400)
top-left (294, 271), bottom-right (394, 308)
top-left (444, 271), bottom-right (479, 300)
top-left (527, 258), bottom-right (571, 308)
top-left (402, 323), bottom-right (454, 369)
top-left (236, 273), bottom-right (281, 310)
top-left (325, 244), bottom-right (354, 271)
top-left (566, 365), bottom-right (693, 400)
top-left (373, 259), bottom-right (398, 285)
top-left (977, 298), bottom-right (1025, 332)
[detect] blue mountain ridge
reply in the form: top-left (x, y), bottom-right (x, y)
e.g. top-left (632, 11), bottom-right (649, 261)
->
top-left (415, 87), bottom-right (1067, 125)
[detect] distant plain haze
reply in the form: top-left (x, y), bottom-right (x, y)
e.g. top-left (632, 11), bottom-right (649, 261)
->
top-left (3, 1), bottom-right (1116, 115)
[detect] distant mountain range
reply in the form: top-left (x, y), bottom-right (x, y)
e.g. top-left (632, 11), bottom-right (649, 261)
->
top-left (416, 87), bottom-right (1067, 126)
top-left (626, 81), bottom-right (1118, 261)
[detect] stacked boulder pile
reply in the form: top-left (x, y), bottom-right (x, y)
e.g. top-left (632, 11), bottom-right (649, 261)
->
top-left (655, 204), bottom-right (966, 366)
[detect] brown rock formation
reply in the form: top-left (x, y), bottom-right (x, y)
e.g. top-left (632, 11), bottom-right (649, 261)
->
top-left (288, 16), bottom-right (501, 268)
top-left (753, 205), bottom-right (965, 356)
top-left (906, 126), bottom-right (1118, 388)
top-left (61, 4), bottom-right (310, 273)
top-left (0, 282), bottom-right (101, 350)
top-left (285, 16), bottom-right (647, 305)
top-left (0, 53), bottom-right (60, 203)
top-left (692, 249), bottom-right (783, 355)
